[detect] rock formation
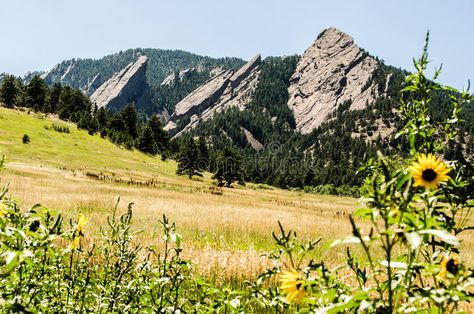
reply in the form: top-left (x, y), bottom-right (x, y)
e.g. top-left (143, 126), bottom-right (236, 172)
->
top-left (166, 55), bottom-right (262, 136)
top-left (90, 56), bottom-right (149, 112)
top-left (83, 73), bottom-right (102, 95)
top-left (161, 68), bottom-right (196, 86)
top-left (287, 27), bottom-right (380, 134)
top-left (240, 127), bottom-right (264, 150)
top-left (172, 68), bottom-right (234, 118)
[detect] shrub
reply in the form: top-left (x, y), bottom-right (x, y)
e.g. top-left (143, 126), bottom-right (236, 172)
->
top-left (22, 134), bottom-right (30, 144)
top-left (44, 123), bottom-right (71, 133)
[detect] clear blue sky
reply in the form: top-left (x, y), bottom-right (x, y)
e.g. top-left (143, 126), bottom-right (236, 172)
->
top-left (0, 0), bottom-right (472, 88)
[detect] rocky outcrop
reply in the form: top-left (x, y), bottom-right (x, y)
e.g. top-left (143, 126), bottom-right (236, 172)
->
top-left (83, 73), bottom-right (102, 95)
top-left (240, 127), bottom-right (264, 150)
top-left (229, 54), bottom-right (261, 88)
top-left (90, 56), bottom-right (149, 112)
top-left (161, 68), bottom-right (196, 86)
top-left (172, 68), bottom-right (234, 118)
top-left (287, 28), bottom-right (380, 134)
top-left (167, 55), bottom-right (262, 136)
top-left (210, 66), bottom-right (224, 77)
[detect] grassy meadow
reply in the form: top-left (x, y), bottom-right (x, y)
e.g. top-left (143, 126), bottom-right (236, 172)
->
top-left (0, 106), bottom-right (472, 285)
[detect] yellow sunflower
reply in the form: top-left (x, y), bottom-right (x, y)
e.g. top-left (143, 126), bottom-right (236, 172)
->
top-left (0, 201), bottom-right (7, 218)
top-left (438, 253), bottom-right (460, 281)
top-left (408, 154), bottom-right (450, 189)
top-left (77, 214), bottom-right (87, 236)
top-left (279, 269), bottom-right (306, 304)
top-left (69, 236), bottom-right (80, 251)
top-left (69, 214), bottom-right (88, 250)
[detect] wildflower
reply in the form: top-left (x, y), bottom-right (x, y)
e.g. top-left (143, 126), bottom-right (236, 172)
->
top-left (69, 214), bottom-right (88, 251)
top-left (76, 214), bottom-right (87, 236)
top-left (438, 253), bottom-right (460, 281)
top-left (279, 269), bottom-right (306, 304)
top-left (0, 201), bottom-right (7, 218)
top-left (69, 236), bottom-right (80, 250)
top-left (409, 154), bottom-right (450, 189)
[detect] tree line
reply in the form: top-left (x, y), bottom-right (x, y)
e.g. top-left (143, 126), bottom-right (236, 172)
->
top-left (0, 74), bottom-right (245, 188)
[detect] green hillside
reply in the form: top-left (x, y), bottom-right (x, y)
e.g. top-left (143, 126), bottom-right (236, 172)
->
top-left (0, 107), bottom-right (177, 179)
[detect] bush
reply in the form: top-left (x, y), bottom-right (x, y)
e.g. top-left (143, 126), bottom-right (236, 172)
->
top-left (22, 134), bottom-right (30, 144)
top-left (44, 123), bottom-right (70, 133)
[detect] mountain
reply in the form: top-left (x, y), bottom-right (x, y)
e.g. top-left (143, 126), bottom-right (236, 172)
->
top-left (165, 54), bottom-right (262, 137)
top-left (15, 27), bottom-right (473, 190)
top-left (164, 28), bottom-right (388, 139)
top-left (24, 48), bottom-right (244, 92)
top-left (22, 28), bottom-right (384, 131)
top-left (23, 49), bottom-right (244, 116)
top-left (287, 27), bottom-right (381, 134)
top-left (90, 56), bottom-right (150, 112)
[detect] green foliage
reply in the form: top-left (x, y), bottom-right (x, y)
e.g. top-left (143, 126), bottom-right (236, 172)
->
top-left (120, 103), bottom-right (138, 139)
top-left (44, 123), bottom-right (71, 134)
top-left (212, 146), bottom-right (245, 188)
top-left (249, 56), bottom-right (299, 127)
top-left (0, 75), bottom-right (21, 108)
top-left (0, 188), bottom-right (208, 311)
top-left (176, 138), bottom-right (204, 179)
top-left (137, 115), bottom-right (170, 155)
top-left (25, 75), bottom-right (48, 112)
top-left (150, 69), bottom-right (212, 114)
top-left (22, 134), bottom-right (30, 144)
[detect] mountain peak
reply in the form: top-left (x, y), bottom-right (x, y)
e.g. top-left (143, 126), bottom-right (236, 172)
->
top-left (90, 55), bottom-right (149, 111)
top-left (287, 28), bottom-right (380, 134)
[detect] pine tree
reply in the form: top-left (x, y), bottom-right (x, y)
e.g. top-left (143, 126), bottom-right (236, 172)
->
top-left (197, 136), bottom-right (210, 171)
top-left (212, 146), bottom-right (245, 187)
top-left (97, 107), bottom-right (109, 129)
top-left (147, 115), bottom-right (169, 152)
top-left (121, 103), bottom-right (138, 139)
top-left (47, 83), bottom-right (62, 113)
top-left (0, 75), bottom-right (19, 108)
top-left (176, 138), bottom-right (202, 179)
top-left (136, 126), bottom-right (158, 155)
top-left (58, 86), bottom-right (74, 119)
top-left (26, 75), bottom-right (47, 111)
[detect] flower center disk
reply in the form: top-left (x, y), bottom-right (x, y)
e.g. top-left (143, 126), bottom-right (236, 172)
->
top-left (422, 169), bottom-right (437, 182)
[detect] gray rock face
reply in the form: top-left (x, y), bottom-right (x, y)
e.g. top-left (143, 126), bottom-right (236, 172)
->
top-left (90, 56), bottom-right (149, 112)
top-left (166, 55), bottom-right (262, 137)
top-left (83, 73), bottom-right (102, 95)
top-left (161, 68), bottom-right (196, 86)
top-left (287, 28), bottom-right (380, 134)
top-left (210, 66), bottom-right (225, 77)
top-left (173, 68), bottom-right (234, 118)
top-left (229, 54), bottom-right (261, 88)
top-left (240, 127), bottom-right (263, 150)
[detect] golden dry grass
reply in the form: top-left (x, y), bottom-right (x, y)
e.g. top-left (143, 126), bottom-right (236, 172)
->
top-left (0, 107), bottom-right (473, 285)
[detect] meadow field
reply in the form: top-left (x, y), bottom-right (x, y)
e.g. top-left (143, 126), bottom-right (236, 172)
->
top-left (0, 106), bottom-right (472, 287)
